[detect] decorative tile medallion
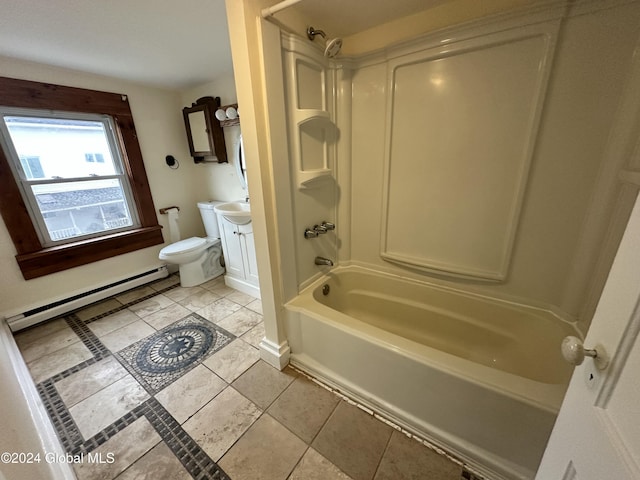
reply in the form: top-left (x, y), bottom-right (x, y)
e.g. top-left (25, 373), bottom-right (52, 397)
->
top-left (25, 277), bottom-right (233, 480)
top-left (116, 314), bottom-right (234, 394)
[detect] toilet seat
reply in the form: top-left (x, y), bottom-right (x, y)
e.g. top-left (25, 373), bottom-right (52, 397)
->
top-left (160, 237), bottom-right (207, 257)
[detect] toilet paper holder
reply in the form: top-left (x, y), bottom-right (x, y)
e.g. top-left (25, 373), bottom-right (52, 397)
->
top-left (159, 206), bottom-right (180, 215)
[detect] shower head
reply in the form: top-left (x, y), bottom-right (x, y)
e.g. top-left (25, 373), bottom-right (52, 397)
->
top-left (306, 26), bottom-right (342, 58)
top-left (324, 37), bottom-right (343, 58)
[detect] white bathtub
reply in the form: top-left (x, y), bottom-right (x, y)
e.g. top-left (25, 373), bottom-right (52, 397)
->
top-left (285, 266), bottom-right (578, 480)
top-left (0, 320), bottom-right (75, 480)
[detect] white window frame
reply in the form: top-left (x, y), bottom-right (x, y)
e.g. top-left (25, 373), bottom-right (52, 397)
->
top-left (0, 107), bottom-right (141, 247)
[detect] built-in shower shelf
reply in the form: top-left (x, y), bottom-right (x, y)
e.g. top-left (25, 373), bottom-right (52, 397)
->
top-left (294, 109), bottom-right (331, 126)
top-left (293, 108), bottom-right (335, 189)
top-left (297, 168), bottom-right (333, 189)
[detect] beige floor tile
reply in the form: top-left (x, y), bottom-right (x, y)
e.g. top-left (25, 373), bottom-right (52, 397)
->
top-left (155, 364), bottom-right (227, 424)
top-left (75, 299), bottom-right (123, 321)
top-left (100, 320), bottom-right (155, 352)
top-left (374, 431), bottom-right (461, 480)
top-left (55, 356), bottom-right (129, 407)
top-left (215, 308), bottom-right (262, 336)
top-left (196, 298), bottom-right (242, 324)
top-left (115, 442), bottom-right (191, 480)
top-left (199, 276), bottom-right (225, 290)
top-left (268, 375), bottom-right (339, 443)
top-left (143, 303), bottom-right (191, 330)
top-left (289, 448), bottom-right (353, 480)
top-left (27, 341), bottom-right (93, 383)
top-left (17, 323), bottom-right (80, 363)
top-left (15, 318), bottom-right (69, 347)
top-left (149, 275), bottom-right (181, 292)
top-left (232, 361), bottom-right (297, 409)
top-left (182, 386), bottom-right (261, 462)
top-left (70, 375), bottom-right (149, 440)
top-left (240, 322), bottom-right (265, 349)
top-left (225, 290), bottom-right (255, 306)
top-left (204, 282), bottom-right (236, 297)
top-left (219, 414), bottom-right (307, 480)
top-left (115, 286), bottom-right (157, 304)
top-left (127, 294), bottom-right (174, 318)
top-left (88, 310), bottom-right (140, 338)
top-left (312, 402), bottom-right (393, 480)
top-left (73, 416), bottom-right (161, 480)
top-left (202, 339), bottom-right (260, 383)
top-left (245, 298), bottom-right (263, 315)
top-left (163, 285), bottom-right (206, 303)
top-left (178, 289), bottom-right (221, 311)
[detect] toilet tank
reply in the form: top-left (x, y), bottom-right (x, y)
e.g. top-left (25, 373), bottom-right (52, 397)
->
top-left (197, 201), bottom-right (224, 238)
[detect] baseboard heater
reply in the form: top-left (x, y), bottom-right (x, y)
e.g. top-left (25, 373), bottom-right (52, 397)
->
top-left (7, 266), bottom-right (169, 332)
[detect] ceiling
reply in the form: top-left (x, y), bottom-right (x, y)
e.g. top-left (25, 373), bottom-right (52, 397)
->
top-left (0, 0), bottom-right (458, 91)
top-left (0, 0), bottom-right (234, 90)
top-left (291, 0), bottom-right (451, 38)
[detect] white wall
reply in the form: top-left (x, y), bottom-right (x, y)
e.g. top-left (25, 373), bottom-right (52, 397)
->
top-left (179, 74), bottom-right (248, 205)
top-left (0, 55), bottom-right (203, 317)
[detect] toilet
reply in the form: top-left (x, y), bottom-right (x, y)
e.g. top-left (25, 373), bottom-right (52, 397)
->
top-left (159, 201), bottom-right (225, 287)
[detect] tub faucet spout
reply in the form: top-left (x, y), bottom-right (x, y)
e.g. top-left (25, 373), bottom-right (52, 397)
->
top-left (315, 256), bottom-right (334, 266)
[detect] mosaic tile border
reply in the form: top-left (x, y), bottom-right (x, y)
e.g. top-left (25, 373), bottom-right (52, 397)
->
top-left (66, 314), bottom-right (110, 359)
top-left (31, 277), bottom-right (231, 480)
top-left (144, 397), bottom-right (230, 480)
top-left (65, 398), bottom-right (229, 479)
top-left (37, 378), bottom-right (84, 453)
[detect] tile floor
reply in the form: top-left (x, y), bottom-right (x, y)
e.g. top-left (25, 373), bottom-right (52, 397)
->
top-left (14, 274), bottom-right (476, 480)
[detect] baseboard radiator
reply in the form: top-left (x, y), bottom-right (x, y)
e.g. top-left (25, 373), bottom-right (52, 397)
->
top-left (7, 266), bottom-right (169, 332)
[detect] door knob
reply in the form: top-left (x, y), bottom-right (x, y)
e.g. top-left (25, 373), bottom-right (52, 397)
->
top-left (561, 336), bottom-right (608, 370)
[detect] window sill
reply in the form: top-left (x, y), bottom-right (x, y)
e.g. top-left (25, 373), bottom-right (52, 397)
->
top-left (16, 226), bottom-right (164, 279)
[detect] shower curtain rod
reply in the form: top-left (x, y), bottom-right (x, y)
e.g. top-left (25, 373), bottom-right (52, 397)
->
top-left (261, 0), bottom-right (305, 18)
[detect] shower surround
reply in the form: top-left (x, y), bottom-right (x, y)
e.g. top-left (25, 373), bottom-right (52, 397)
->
top-left (226, 0), bottom-right (640, 479)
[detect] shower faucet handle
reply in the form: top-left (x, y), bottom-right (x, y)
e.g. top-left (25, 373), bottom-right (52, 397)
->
top-left (321, 221), bottom-right (335, 231)
top-left (304, 228), bottom-right (319, 239)
top-left (304, 222), bottom-right (334, 239)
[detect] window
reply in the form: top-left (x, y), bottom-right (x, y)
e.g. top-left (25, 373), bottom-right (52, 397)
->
top-left (0, 77), bottom-right (163, 279)
top-left (1, 111), bottom-right (138, 245)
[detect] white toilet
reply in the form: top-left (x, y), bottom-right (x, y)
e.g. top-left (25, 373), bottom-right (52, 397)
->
top-left (159, 201), bottom-right (225, 287)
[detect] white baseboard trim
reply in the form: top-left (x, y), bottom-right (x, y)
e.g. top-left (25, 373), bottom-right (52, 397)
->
top-left (7, 266), bottom-right (168, 332)
top-left (224, 275), bottom-right (261, 299)
top-left (259, 337), bottom-right (291, 370)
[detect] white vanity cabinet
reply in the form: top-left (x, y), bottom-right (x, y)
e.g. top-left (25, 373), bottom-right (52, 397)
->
top-left (217, 216), bottom-right (260, 298)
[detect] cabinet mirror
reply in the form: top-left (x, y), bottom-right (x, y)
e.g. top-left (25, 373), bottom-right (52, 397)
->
top-left (183, 96), bottom-right (227, 163)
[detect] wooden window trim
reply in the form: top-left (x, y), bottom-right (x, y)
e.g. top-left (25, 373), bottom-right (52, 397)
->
top-left (0, 77), bottom-right (163, 279)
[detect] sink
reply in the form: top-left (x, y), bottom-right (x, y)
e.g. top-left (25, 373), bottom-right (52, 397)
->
top-left (214, 201), bottom-right (251, 225)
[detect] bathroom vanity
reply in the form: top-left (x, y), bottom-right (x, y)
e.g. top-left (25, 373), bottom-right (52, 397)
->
top-left (214, 202), bottom-right (260, 298)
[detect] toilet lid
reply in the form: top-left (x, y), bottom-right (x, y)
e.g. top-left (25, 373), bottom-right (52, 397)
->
top-left (161, 237), bottom-right (207, 256)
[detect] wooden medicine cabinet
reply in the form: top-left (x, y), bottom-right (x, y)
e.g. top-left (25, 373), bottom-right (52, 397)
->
top-left (183, 96), bottom-right (227, 163)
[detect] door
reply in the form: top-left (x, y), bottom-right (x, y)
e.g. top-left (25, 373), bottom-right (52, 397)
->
top-left (535, 193), bottom-right (640, 479)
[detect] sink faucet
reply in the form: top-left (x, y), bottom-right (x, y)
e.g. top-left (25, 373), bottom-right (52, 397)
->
top-left (315, 256), bottom-right (334, 266)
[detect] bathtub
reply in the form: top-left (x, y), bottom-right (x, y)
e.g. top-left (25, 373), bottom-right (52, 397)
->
top-left (0, 319), bottom-right (75, 480)
top-left (284, 266), bottom-right (578, 480)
